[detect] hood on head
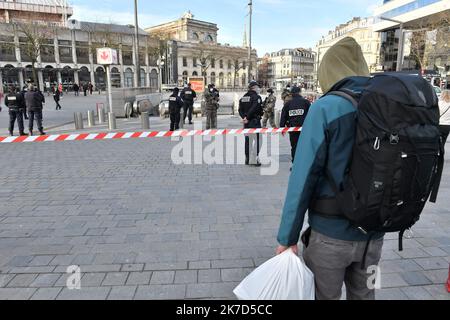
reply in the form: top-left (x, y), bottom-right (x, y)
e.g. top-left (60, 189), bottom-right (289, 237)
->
top-left (318, 37), bottom-right (370, 93)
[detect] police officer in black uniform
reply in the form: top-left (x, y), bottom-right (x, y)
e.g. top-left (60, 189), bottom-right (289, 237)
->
top-left (280, 85), bottom-right (311, 163)
top-left (181, 83), bottom-right (197, 125)
top-left (169, 87), bottom-right (183, 131)
top-left (239, 80), bottom-right (264, 166)
top-left (5, 86), bottom-right (27, 136)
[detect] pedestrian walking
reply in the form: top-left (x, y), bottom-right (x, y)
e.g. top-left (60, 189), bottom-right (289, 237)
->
top-left (54, 88), bottom-right (62, 110)
top-left (169, 87), bottom-right (183, 131)
top-left (58, 83), bottom-right (63, 97)
top-left (73, 83), bottom-right (80, 96)
top-left (25, 84), bottom-right (46, 136)
top-left (83, 82), bottom-right (88, 96)
top-left (4, 86), bottom-right (27, 136)
top-left (204, 84), bottom-right (220, 130)
top-left (262, 88), bottom-right (277, 128)
top-left (239, 80), bottom-right (264, 166)
top-left (439, 90), bottom-right (450, 145)
top-left (280, 85), bottom-right (311, 164)
top-left (88, 82), bottom-right (93, 95)
top-left (181, 83), bottom-right (197, 125)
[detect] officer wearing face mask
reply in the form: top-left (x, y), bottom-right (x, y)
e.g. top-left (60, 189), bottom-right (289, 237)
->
top-left (239, 80), bottom-right (264, 166)
top-left (204, 84), bottom-right (220, 129)
top-left (280, 85), bottom-right (311, 164)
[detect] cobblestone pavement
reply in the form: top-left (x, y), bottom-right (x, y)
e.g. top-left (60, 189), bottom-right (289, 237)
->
top-left (0, 115), bottom-right (449, 300)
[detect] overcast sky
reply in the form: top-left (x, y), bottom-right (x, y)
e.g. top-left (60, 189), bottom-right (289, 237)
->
top-left (69, 0), bottom-right (382, 55)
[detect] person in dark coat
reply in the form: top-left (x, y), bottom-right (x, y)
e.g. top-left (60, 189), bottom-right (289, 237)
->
top-left (54, 88), bottom-right (62, 110)
top-left (168, 88), bottom-right (183, 131)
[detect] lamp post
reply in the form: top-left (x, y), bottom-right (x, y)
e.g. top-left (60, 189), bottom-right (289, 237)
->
top-left (380, 16), bottom-right (404, 72)
top-left (133, 0), bottom-right (140, 87)
top-left (247, 0), bottom-right (253, 83)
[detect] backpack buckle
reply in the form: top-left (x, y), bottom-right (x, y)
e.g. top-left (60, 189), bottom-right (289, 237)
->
top-left (390, 133), bottom-right (400, 145)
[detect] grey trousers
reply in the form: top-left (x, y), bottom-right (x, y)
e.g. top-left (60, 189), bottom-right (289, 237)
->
top-left (303, 230), bottom-right (383, 300)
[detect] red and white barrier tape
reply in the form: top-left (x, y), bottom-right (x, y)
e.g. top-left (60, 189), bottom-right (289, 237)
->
top-left (0, 127), bottom-right (302, 144)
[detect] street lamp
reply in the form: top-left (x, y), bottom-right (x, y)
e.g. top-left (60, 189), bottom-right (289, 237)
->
top-left (380, 16), bottom-right (405, 72)
top-left (133, 0), bottom-right (140, 87)
top-left (157, 57), bottom-right (165, 93)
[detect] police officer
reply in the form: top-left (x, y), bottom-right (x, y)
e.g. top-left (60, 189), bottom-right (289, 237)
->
top-left (204, 84), bottom-right (220, 130)
top-left (281, 84), bottom-right (292, 105)
top-left (168, 87), bottom-right (183, 131)
top-left (25, 84), bottom-right (46, 136)
top-left (280, 85), bottom-right (311, 163)
top-left (262, 88), bottom-right (277, 128)
top-left (20, 85), bottom-right (29, 120)
top-left (181, 83), bottom-right (197, 125)
top-left (239, 80), bottom-right (264, 166)
top-left (5, 86), bottom-right (27, 136)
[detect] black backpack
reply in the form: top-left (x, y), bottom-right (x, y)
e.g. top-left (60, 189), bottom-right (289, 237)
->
top-left (314, 74), bottom-right (444, 255)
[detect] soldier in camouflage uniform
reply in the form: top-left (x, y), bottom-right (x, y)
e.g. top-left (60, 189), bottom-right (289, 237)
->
top-left (281, 84), bottom-right (292, 105)
top-left (262, 88), bottom-right (277, 128)
top-left (204, 84), bottom-right (220, 129)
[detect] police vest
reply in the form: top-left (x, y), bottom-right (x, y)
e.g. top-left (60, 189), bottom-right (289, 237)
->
top-left (287, 100), bottom-right (309, 127)
top-left (6, 94), bottom-right (19, 109)
top-left (183, 91), bottom-right (194, 101)
top-left (169, 96), bottom-right (180, 113)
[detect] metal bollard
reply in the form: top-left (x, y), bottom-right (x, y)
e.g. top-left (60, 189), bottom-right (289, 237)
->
top-left (74, 112), bottom-right (84, 130)
top-left (179, 110), bottom-right (184, 129)
top-left (108, 112), bottom-right (117, 130)
top-left (141, 112), bottom-right (150, 130)
top-left (98, 107), bottom-right (105, 124)
top-left (275, 109), bottom-right (282, 128)
top-left (87, 110), bottom-right (95, 127)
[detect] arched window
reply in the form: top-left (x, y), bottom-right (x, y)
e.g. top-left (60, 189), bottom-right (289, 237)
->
top-left (110, 67), bottom-right (121, 88)
top-left (149, 69), bottom-right (158, 89)
top-left (205, 34), bottom-right (213, 42)
top-left (227, 72), bottom-right (232, 87)
top-left (219, 72), bottom-right (224, 88)
top-left (210, 72), bottom-right (216, 85)
top-left (192, 71), bottom-right (198, 76)
top-left (124, 68), bottom-right (134, 88)
top-left (79, 66), bottom-right (90, 83)
top-left (192, 32), bottom-right (199, 41)
top-left (95, 67), bottom-right (105, 90)
top-left (140, 68), bottom-right (146, 87)
top-left (182, 71), bottom-right (188, 84)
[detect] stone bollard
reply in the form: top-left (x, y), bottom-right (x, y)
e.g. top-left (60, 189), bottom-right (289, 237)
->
top-left (141, 112), bottom-right (150, 130)
top-left (87, 110), bottom-right (95, 127)
top-left (275, 109), bottom-right (282, 128)
top-left (108, 112), bottom-right (117, 130)
top-left (98, 106), bottom-right (106, 124)
top-left (74, 112), bottom-right (84, 130)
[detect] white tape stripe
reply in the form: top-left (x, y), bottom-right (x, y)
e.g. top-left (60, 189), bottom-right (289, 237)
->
top-left (45, 135), bottom-right (59, 141)
top-left (24, 136), bottom-right (39, 142)
top-left (104, 133), bottom-right (116, 139)
top-left (66, 134), bottom-right (80, 141)
top-left (122, 132), bottom-right (134, 139)
top-left (85, 134), bottom-right (99, 140)
top-left (1, 136), bottom-right (17, 143)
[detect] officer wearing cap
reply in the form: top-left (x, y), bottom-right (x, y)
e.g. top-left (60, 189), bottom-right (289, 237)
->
top-left (168, 87), bottom-right (183, 131)
top-left (5, 86), bottom-right (27, 136)
top-left (281, 84), bottom-right (292, 105)
top-left (204, 83), bottom-right (220, 129)
top-left (239, 80), bottom-right (264, 166)
top-left (280, 85), bottom-right (311, 164)
top-left (262, 88), bottom-right (277, 128)
top-left (181, 83), bottom-right (197, 125)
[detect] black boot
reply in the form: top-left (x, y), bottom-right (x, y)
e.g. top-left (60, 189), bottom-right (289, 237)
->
top-left (19, 131), bottom-right (28, 136)
top-left (9, 131), bottom-right (13, 136)
top-left (39, 129), bottom-right (46, 136)
top-left (29, 130), bottom-right (33, 136)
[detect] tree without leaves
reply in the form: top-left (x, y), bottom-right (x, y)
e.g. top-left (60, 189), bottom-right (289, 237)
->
top-left (11, 22), bottom-right (55, 90)
top-left (193, 42), bottom-right (225, 86)
top-left (228, 54), bottom-right (247, 89)
top-left (405, 12), bottom-right (450, 71)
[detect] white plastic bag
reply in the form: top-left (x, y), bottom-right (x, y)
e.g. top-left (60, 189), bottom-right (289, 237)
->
top-left (233, 249), bottom-right (315, 300)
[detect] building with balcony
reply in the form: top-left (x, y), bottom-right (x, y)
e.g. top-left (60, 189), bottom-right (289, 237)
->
top-left (316, 17), bottom-right (382, 75)
top-left (0, 1), bottom-right (160, 92)
top-left (261, 48), bottom-right (316, 91)
top-left (145, 12), bottom-right (257, 89)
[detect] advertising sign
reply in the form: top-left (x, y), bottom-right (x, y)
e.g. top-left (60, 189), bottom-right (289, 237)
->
top-left (96, 48), bottom-right (118, 65)
top-left (188, 77), bottom-right (205, 93)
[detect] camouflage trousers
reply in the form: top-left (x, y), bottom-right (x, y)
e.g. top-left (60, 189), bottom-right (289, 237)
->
top-left (205, 108), bottom-right (218, 130)
top-left (262, 110), bottom-right (276, 128)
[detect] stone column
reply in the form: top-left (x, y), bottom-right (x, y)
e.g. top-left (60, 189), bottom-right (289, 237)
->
top-left (74, 70), bottom-right (79, 84)
top-left (57, 70), bottom-right (62, 84)
top-left (38, 70), bottom-right (44, 92)
top-left (71, 30), bottom-right (78, 65)
top-left (18, 70), bottom-right (24, 89)
top-left (54, 38), bottom-right (60, 65)
top-left (119, 44), bottom-right (124, 88)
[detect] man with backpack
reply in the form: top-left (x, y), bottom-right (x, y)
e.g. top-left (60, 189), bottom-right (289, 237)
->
top-left (275, 37), bottom-right (443, 300)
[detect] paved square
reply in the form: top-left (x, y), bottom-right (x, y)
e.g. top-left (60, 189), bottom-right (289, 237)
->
top-left (0, 115), bottom-right (449, 300)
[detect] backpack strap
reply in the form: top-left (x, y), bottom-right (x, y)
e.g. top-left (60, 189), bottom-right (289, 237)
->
top-left (326, 89), bottom-right (359, 109)
top-left (430, 138), bottom-right (445, 203)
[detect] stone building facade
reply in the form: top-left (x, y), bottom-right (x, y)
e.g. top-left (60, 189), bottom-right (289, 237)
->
top-left (145, 12), bottom-right (257, 89)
